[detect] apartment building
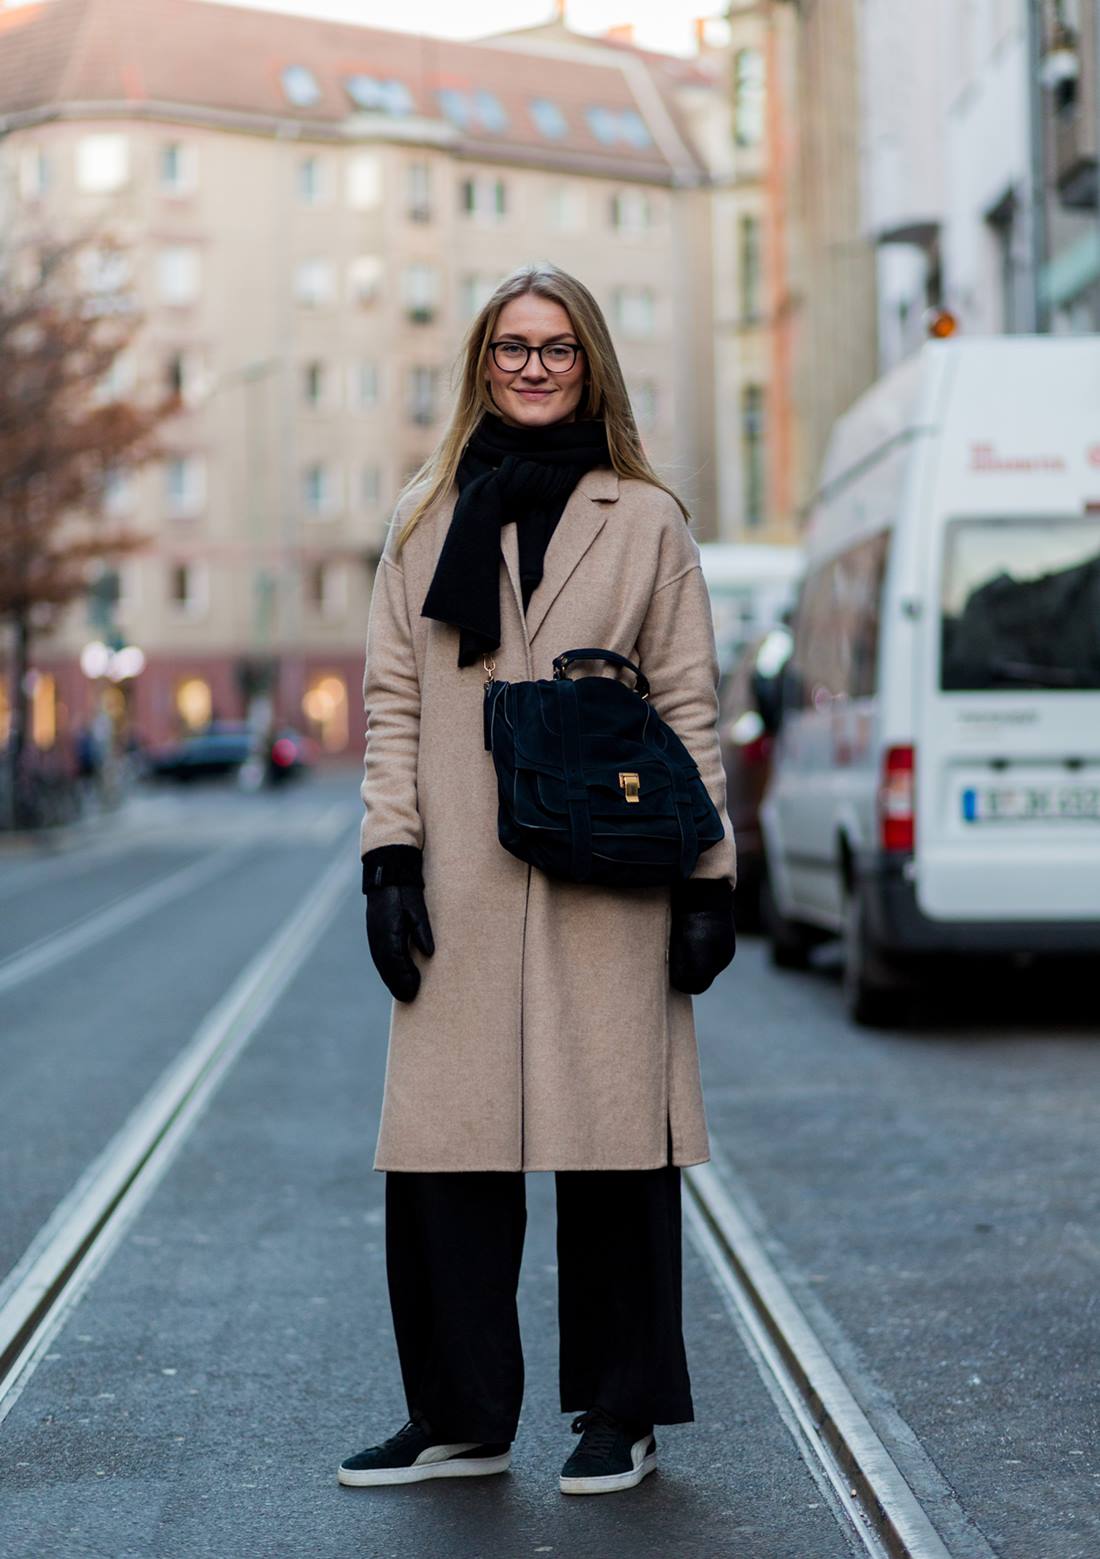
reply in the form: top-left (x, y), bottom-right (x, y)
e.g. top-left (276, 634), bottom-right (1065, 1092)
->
top-left (0, 0), bottom-right (713, 758)
top-left (861, 0), bottom-right (1099, 367)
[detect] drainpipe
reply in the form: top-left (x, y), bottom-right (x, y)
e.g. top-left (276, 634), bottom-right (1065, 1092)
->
top-left (1026, 0), bottom-right (1052, 331)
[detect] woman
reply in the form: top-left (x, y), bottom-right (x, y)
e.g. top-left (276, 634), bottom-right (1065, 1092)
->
top-left (341, 262), bottom-right (736, 1496)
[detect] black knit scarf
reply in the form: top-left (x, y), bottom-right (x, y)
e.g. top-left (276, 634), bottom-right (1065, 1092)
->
top-left (420, 414), bottom-right (611, 667)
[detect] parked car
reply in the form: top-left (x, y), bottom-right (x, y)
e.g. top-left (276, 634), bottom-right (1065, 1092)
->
top-left (760, 335), bottom-right (1100, 1024)
top-left (718, 627), bottom-right (793, 926)
top-left (146, 722), bottom-right (313, 784)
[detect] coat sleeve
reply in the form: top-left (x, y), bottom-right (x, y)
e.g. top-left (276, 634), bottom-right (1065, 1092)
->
top-left (358, 544), bottom-right (424, 862)
top-left (634, 523), bottom-right (737, 886)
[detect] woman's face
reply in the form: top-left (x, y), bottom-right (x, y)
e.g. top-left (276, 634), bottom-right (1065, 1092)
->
top-left (485, 293), bottom-right (587, 429)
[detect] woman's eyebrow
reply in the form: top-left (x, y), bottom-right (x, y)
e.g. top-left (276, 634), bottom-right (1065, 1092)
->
top-left (496, 331), bottom-right (579, 342)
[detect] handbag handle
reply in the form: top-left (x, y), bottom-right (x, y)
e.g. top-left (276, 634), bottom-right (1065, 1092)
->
top-left (551, 647), bottom-right (650, 701)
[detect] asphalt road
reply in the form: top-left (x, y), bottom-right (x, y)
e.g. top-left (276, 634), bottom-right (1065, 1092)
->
top-left (1, 773), bottom-right (1097, 1558)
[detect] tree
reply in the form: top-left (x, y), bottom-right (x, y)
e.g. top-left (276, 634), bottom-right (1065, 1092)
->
top-left (0, 236), bottom-right (178, 822)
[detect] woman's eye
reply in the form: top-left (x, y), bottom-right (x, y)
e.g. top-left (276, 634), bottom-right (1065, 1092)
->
top-left (544, 347), bottom-right (573, 364)
top-left (498, 344), bottom-right (526, 361)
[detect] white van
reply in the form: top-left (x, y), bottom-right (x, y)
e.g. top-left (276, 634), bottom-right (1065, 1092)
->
top-left (759, 336), bottom-right (1100, 1023)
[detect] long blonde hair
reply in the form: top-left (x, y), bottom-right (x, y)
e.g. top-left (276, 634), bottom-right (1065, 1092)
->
top-left (395, 261), bottom-right (689, 548)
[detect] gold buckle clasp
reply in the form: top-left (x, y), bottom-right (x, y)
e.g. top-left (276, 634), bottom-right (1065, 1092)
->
top-left (618, 771), bottom-right (640, 804)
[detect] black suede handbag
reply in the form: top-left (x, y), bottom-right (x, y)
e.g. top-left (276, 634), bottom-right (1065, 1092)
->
top-left (482, 647), bottom-right (725, 887)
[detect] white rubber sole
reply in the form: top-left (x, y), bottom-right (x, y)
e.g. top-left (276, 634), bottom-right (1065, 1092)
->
top-left (338, 1450), bottom-right (511, 1487)
top-left (559, 1448), bottom-right (658, 1495)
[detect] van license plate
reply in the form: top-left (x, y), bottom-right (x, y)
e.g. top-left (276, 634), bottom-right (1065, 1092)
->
top-left (962, 785), bottom-right (1100, 823)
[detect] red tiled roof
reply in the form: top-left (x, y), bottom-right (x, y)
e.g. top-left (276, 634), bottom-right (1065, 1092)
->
top-left (0, 0), bottom-right (707, 181)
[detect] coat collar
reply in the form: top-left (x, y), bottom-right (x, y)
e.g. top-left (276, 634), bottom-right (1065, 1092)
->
top-left (501, 466), bottom-right (620, 648)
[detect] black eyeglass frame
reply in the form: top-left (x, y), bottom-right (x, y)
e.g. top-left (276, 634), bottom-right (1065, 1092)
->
top-left (487, 340), bottom-right (583, 373)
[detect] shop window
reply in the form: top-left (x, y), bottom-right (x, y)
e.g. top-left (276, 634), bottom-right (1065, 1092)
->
top-left (302, 673), bottom-right (348, 751)
top-left (176, 677), bottom-right (212, 730)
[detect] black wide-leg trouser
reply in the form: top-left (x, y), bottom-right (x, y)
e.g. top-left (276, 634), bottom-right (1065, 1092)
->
top-left (384, 1148), bottom-right (694, 1444)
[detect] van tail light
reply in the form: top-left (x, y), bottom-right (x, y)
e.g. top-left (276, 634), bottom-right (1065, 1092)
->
top-left (879, 744), bottom-right (915, 853)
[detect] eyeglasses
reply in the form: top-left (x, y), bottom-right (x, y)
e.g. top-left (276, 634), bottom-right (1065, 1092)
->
top-left (488, 340), bottom-right (582, 374)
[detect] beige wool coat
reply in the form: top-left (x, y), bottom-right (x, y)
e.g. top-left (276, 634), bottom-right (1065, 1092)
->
top-left (358, 466), bottom-right (736, 1172)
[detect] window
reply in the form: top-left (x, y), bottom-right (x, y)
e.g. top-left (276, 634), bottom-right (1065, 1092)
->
top-left (302, 360), bottom-right (326, 407)
top-left (739, 214), bottom-right (763, 322)
top-left (282, 65), bottom-right (321, 108)
top-left (406, 366), bottom-right (438, 426)
top-left (157, 245), bottom-right (201, 305)
top-left (460, 273), bottom-right (498, 321)
top-left (437, 89), bottom-right (472, 129)
top-left (303, 462), bottom-right (339, 516)
top-left (347, 255), bottom-right (383, 307)
top-left (632, 381), bottom-right (658, 432)
top-left (159, 141), bottom-right (195, 194)
top-left (166, 349), bottom-right (207, 405)
top-left (306, 562), bottom-right (347, 619)
top-left (353, 361), bottom-right (380, 408)
top-left (168, 562), bottom-right (209, 616)
top-left (103, 467), bottom-right (136, 517)
top-left (584, 107), bottom-right (653, 149)
top-left (613, 285), bottom-right (655, 338)
top-left (301, 672), bottom-right (349, 751)
top-left (299, 155), bottom-right (326, 204)
top-left (609, 190), bottom-right (652, 234)
top-left (530, 98), bottom-right (568, 139)
top-left (733, 49), bottom-right (765, 148)
top-left (347, 152), bottom-right (382, 210)
top-left (345, 75), bottom-right (413, 115)
top-left (406, 162), bottom-right (431, 221)
top-left (473, 91), bottom-right (508, 133)
top-left (19, 146), bottom-right (50, 200)
top-left (295, 258), bottom-right (335, 307)
top-left (940, 516), bottom-right (1100, 691)
top-left (437, 88), bottom-right (509, 133)
top-left (97, 349), bottom-right (137, 404)
top-left (460, 176), bottom-right (507, 221)
top-left (789, 534), bottom-right (890, 709)
top-left (165, 456), bottom-right (206, 518)
top-left (166, 558), bottom-right (207, 611)
top-left (362, 464), bottom-right (383, 505)
top-left (79, 246), bottom-right (133, 311)
top-left (547, 184), bottom-right (584, 232)
top-left (741, 384), bottom-right (765, 527)
top-left (402, 263), bottom-right (439, 323)
top-left (76, 133), bottom-right (129, 192)
top-left (175, 675), bottom-right (212, 726)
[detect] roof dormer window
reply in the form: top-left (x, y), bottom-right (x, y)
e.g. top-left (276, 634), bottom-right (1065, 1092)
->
top-left (282, 65), bottom-right (321, 108)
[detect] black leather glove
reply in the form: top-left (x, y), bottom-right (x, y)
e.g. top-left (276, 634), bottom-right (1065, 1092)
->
top-left (362, 846), bottom-right (434, 1004)
top-left (669, 879), bottom-right (736, 995)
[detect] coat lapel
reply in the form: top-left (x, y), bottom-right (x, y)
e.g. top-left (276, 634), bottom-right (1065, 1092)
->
top-left (520, 467), bottom-right (620, 645)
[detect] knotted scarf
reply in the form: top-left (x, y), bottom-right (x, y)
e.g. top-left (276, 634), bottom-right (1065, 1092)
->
top-left (420, 413), bottom-right (611, 667)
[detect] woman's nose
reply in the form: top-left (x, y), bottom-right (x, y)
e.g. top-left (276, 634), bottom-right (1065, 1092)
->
top-left (519, 354), bottom-right (549, 381)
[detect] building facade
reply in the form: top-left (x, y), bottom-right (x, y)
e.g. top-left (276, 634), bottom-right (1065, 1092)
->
top-left (0, 0), bottom-right (715, 759)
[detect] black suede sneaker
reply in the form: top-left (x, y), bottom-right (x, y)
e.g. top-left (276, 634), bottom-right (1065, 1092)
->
top-left (559, 1407), bottom-right (657, 1495)
top-left (338, 1418), bottom-right (511, 1487)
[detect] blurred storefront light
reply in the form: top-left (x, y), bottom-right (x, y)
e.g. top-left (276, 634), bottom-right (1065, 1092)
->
top-left (302, 673), bottom-right (348, 752)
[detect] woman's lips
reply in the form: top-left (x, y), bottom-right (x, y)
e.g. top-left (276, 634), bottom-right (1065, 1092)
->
top-left (514, 388), bottom-right (552, 399)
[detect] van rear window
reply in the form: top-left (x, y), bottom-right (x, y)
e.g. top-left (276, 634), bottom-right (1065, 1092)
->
top-left (940, 517), bottom-right (1100, 691)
